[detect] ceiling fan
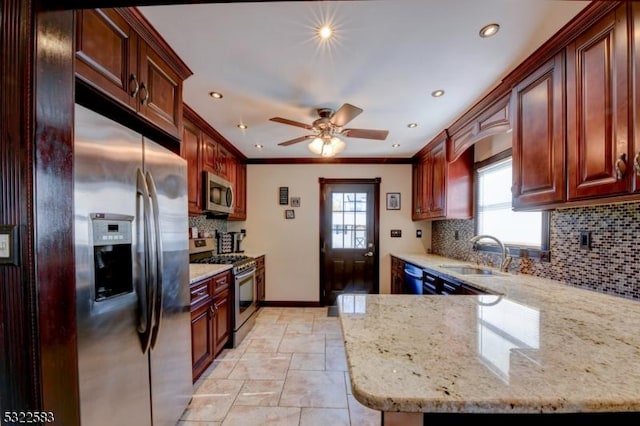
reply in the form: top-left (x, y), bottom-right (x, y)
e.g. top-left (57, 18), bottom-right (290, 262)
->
top-left (269, 103), bottom-right (389, 157)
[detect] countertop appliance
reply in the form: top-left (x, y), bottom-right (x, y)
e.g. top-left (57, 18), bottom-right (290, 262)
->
top-left (229, 229), bottom-right (246, 253)
top-left (74, 104), bottom-right (191, 426)
top-left (189, 237), bottom-right (258, 347)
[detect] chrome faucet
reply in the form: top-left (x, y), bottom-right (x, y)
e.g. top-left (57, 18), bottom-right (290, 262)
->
top-left (469, 234), bottom-right (512, 273)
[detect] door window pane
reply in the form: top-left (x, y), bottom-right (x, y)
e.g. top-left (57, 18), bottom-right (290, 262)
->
top-left (332, 192), bottom-right (367, 249)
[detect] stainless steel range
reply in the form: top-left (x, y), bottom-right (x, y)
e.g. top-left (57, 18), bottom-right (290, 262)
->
top-left (189, 237), bottom-right (258, 347)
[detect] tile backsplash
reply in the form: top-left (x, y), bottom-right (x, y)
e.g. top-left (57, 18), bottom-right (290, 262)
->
top-left (189, 215), bottom-right (226, 243)
top-left (432, 201), bottom-right (640, 301)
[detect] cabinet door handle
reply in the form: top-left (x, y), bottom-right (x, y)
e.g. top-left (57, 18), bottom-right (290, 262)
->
top-left (615, 153), bottom-right (627, 180)
top-left (209, 305), bottom-right (216, 316)
top-left (130, 74), bottom-right (140, 97)
top-left (139, 82), bottom-right (149, 105)
top-left (634, 152), bottom-right (640, 176)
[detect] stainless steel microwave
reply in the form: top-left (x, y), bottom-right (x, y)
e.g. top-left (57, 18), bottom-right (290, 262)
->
top-left (205, 172), bottom-right (234, 214)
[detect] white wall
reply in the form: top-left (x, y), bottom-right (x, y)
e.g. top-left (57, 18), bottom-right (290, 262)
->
top-left (227, 164), bottom-right (431, 302)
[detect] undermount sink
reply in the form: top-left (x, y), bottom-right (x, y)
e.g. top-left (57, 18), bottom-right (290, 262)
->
top-left (439, 265), bottom-right (495, 275)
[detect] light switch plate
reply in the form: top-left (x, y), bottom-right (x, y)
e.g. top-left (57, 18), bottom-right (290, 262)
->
top-left (390, 229), bottom-right (402, 238)
top-left (0, 225), bottom-right (19, 265)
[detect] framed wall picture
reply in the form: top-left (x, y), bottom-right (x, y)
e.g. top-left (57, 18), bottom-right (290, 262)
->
top-left (386, 192), bottom-right (401, 210)
top-left (279, 187), bottom-right (289, 205)
top-left (285, 209), bottom-right (295, 219)
top-left (291, 197), bottom-right (301, 207)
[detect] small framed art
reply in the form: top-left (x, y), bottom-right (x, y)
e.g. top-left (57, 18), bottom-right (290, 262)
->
top-left (386, 192), bottom-right (401, 210)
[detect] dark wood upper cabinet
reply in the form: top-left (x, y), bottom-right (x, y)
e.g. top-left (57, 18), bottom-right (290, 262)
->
top-left (182, 117), bottom-right (202, 215)
top-left (75, 8), bottom-right (191, 139)
top-left (412, 132), bottom-right (472, 221)
top-left (137, 41), bottom-right (183, 137)
top-left (512, 52), bottom-right (566, 209)
top-left (567, 3), bottom-right (630, 200)
top-left (75, 9), bottom-right (138, 111)
top-left (633, 2), bottom-right (640, 193)
top-left (228, 159), bottom-right (247, 221)
top-left (448, 94), bottom-right (511, 162)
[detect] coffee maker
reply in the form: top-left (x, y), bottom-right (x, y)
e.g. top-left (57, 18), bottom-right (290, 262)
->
top-left (229, 229), bottom-right (246, 253)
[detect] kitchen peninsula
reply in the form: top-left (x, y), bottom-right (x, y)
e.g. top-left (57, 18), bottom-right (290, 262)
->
top-left (338, 254), bottom-right (640, 425)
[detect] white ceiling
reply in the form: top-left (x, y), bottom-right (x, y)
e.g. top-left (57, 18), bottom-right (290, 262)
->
top-left (139, 0), bottom-right (588, 159)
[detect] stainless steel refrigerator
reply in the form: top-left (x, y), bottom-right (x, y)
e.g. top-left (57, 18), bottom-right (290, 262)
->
top-left (74, 104), bottom-right (191, 426)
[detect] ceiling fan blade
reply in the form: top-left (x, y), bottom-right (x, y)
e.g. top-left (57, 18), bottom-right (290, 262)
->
top-left (277, 135), bottom-right (314, 146)
top-left (341, 128), bottom-right (389, 140)
top-left (330, 103), bottom-right (363, 127)
top-left (270, 117), bottom-right (313, 130)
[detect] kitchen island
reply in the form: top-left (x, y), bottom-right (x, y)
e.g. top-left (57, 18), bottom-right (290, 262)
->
top-left (337, 254), bottom-right (640, 425)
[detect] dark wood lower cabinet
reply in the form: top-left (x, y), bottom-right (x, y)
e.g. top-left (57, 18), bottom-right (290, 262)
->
top-left (191, 301), bottom-right (214, 382)
top-left (256, 255), bottom-right (266, 304)
top-left (390, 256), bottom-right (405, 294)
top-left (190, 270), bottom-right (232, 382)
top-left (213, 288), bottom-right (231, 356)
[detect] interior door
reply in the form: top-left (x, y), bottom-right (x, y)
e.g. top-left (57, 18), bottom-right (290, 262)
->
top-left (320, 178), bottom-right (380, 306)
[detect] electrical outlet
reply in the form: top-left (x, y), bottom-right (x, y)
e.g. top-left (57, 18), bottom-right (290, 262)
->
top-left (579, 230), bottom-right (591, 250)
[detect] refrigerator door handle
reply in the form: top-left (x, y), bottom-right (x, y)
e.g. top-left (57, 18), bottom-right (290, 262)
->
top-left (137, 168), bottom-right (155, 354)
top-left (147, 171), bottom-right (164, 349)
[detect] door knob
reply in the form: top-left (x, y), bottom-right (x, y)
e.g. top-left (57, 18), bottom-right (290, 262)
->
top-left (363, 251), bottom-right (374, 257)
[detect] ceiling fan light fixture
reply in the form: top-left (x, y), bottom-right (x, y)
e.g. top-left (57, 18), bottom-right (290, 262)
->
top-left (308, 136), bottom-right (345, 157)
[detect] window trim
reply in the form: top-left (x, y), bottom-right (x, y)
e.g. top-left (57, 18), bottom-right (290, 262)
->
top-left (473, 149), bottom-right (550, 262)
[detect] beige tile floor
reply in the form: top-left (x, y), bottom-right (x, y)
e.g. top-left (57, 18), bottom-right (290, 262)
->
top-left (178, 307), bottom-right (381, 426)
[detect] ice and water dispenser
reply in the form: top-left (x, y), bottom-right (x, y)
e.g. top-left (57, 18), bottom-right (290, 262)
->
top-left (91, 213), bottom-right (134, 301)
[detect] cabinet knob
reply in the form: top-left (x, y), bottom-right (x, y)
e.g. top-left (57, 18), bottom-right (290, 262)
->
top-left (139, 82), bottom-right (149, 105)
top-left (634, 152), bottom-right (640, 177)
top-left (615, 153), bottom-right (627, 180)
top-left (129, 74), bottom-right (140, 97)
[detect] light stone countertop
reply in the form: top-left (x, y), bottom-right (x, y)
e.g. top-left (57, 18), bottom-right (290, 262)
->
top-left (338, 253), bottom-right (640, 414)
top-left (189, 263), bottom-right (233, 284)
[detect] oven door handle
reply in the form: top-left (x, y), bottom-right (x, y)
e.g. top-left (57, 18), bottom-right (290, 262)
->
top-left (234, 267), bottom-right (256, 281)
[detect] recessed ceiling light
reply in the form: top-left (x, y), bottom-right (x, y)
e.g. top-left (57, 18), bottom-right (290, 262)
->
top-left (431, 89), bottom-right (445, 98)
top-left (209, 91), bottom-right (223, 99)
top-left (237, 123), bottom-right (247, 130)
top-left (318, 24), bottom-right (333, 40)
top-left (254, 144), bottom-right (263, 149)
top-left (407, 123), bottom-right (418, 128)
top-left (479, 23), bottom-right (500, 38)
top-left (392, 143), bottom-right (400, 148)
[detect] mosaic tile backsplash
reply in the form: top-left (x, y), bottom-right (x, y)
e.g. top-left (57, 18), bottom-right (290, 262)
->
top-left (432, 202), bottom-right (640, 301)
top-left (189, 215), bottom-right (227, 252)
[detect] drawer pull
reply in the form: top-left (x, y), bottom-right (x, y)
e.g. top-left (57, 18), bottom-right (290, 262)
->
top-left (129, 74), bottom-right (139, 97)
top-left (615, 153), bottom-right (627, 180)
top-left (139, 82), bottom-right (149, 105)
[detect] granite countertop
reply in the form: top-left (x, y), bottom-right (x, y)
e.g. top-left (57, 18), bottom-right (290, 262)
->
top-left (189, 264), bottom-right (233, 284)
top-left (338, 253), bottom-right (640, 414)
